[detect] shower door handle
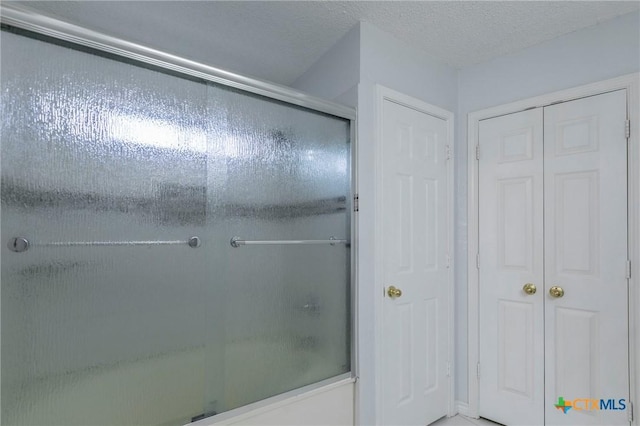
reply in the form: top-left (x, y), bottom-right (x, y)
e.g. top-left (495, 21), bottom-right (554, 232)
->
top-left (7, 236), bottom-right (201, 252)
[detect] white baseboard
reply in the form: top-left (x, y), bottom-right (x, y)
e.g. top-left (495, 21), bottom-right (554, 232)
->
top-left (455, 401), bottom-right (477, 419)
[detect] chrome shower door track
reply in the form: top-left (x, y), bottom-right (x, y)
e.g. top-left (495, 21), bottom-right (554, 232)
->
top-left (0, 5), bottom-right (356, 120)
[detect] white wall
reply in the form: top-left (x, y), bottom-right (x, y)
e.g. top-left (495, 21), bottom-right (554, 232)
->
top-left (292, 24), bottom-right (360, 107)
top-left (455, 10), bottom-right (640, 403)
top-left (295, 20), bottom-right (459, 425)
top-left (298, 10), bottom-right (640, 411)
top-left (357, 22), bottom-right (458, 426)
top-left (359, 22), bottom-right (458, 113)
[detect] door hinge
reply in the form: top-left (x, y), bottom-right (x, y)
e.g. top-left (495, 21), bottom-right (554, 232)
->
top-left (475, 145), bottom-right (480, 160)
top-left (625, 119), bottom-right (631, 139)
top-left (446, 144), bottom-right (452, 160)
top-left (476, 253), bottom-right (480, 269)
top-left (446, 362), bottom-right (451, 377)
top-left (477, 362), bottom-right (481, 379)
top-left (628, 401), bottom-right (633, 422)
top-left (446, 253), bottom-right (451, 269)
top-left (627, 260), bottom-right (632, 279)
top-left (353, 194), bottom-right (359, 212)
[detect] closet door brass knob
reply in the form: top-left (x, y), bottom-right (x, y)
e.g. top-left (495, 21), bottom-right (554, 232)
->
top-left (549, 286), bottom-right (564, 298)
top-left (523, 283), bottom-right (537, 295)
top-left (387, 286), bottom-right (402, 299)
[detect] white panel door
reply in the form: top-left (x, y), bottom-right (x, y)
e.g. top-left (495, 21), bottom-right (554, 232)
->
top-left (478, 89), bottom-right (629, 426)
top-left (478, 108), bottom-right (545, 426)
top-left (381, 98), bottom-right (451, 426)
top-left (544, 90), bottom-right (628, 426)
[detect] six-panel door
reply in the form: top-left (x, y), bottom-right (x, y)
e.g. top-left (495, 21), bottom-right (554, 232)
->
top-left (543, 90), bottom-right (628, 426)
top-left (479, 108), bottom-right (545, 426)
top-left (479, 90), bottom-right (629, 425)
top-left (381, 98), bottom-right (451, 426)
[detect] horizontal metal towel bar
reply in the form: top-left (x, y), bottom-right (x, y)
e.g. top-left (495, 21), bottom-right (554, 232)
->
top-left (7, 236), bottom-right (201, 253)
top-left (230, 236), bottom-right (347, 248)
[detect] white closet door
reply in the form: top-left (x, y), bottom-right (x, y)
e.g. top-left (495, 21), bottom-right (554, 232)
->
top-left (478, 108), bottom-right (545, 426)
top-left (381, 98), bottom-right (450, 426)
top-left (544, 90), bottom-right (629, 426)
top-left (478, 89), bottom-right (629, 426)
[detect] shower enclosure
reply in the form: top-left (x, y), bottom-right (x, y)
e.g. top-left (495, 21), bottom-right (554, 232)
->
top-left (1, 7), bottom-right (354, 426)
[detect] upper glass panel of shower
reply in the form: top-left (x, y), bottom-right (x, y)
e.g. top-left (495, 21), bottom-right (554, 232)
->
top-left (1, 8), bottom-right (353, 426)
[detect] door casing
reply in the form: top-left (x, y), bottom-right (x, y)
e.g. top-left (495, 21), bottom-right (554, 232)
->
top-left (466, 73), bottom-right (640, 423)
top-left (373, 85), bottom-right (456, 424)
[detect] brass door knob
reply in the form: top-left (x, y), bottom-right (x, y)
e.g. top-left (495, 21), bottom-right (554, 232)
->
top-left (387, 286), bottom-right (402, 299)
top-left (549, 286), bottom-right (564, 298)
top-left (523, 283), bottom-right (537, 295)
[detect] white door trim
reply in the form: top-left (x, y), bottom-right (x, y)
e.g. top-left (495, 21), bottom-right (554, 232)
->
top-left (467, 72), bottom-right (640, 423)
top-left (375, 85), bottom-right (456, 423)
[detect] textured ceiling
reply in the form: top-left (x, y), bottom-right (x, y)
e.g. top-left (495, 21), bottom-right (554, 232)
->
top-left (5, 1), bottom-right (640, 85)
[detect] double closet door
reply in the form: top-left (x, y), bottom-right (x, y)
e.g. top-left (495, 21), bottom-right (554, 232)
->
top-left (478, 90), bottom-right (629, 426)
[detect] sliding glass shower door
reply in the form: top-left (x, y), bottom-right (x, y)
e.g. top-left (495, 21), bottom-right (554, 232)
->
top-left (204, 84), bottom-right (352, 417)
top-left (1, 26), bottom-right (351, 426)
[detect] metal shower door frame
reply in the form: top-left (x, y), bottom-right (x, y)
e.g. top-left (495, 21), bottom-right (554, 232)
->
top-left (0, 2), bottom-right (359, 422)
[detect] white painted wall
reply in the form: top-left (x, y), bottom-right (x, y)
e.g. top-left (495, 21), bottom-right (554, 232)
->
top-left (358, 22), bottom-right (458, 426)
top-left (295, 21), bottom-right (458, 426)
top-left (292, 24), bottom-right (360, 107)
top-left (359, 22), bottom-right (458, 113)
top-left (297, 9), bottom-right (640, 413)
top-left (455, 10), bottom-right (640, 403)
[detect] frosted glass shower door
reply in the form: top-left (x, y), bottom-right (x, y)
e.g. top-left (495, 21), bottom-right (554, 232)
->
top-left (204, 85), bottom-right (352, 414)
top-left (1, 25), bottom-right (352, 426)
top-left (1, 31), bottom-right (215, 425)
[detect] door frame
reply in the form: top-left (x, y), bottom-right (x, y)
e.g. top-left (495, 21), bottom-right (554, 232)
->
top-left (374, 85), bottom-right (456, 423)
top-left (466, 72), bottom-right (640, 423)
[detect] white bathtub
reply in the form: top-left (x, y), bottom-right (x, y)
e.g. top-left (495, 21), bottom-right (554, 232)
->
top-left (205, 377), bottom-right (354, 426)
top-left (5, 339), bottom-right (351, 426)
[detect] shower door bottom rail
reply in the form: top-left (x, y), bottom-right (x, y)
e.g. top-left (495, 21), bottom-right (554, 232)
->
top-left (7, 236), bottom-right (201, 252)
top-left (230, 236), bottom-right (348, 248)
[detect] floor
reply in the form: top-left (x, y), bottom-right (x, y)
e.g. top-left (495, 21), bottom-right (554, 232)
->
top-left (430, 415), bottom-right (503, 426)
